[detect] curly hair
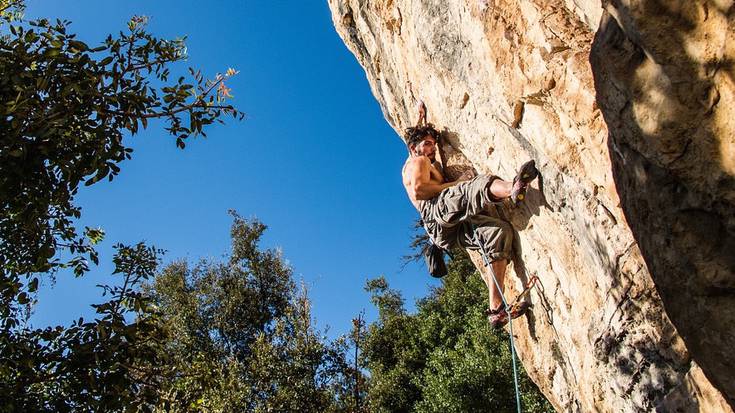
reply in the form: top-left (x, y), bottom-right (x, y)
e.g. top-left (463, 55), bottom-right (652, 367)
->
top-left (404, 123), bottom-right (441, 149)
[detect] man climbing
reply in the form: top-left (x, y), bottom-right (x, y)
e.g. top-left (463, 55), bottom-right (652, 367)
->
top-left (401, 104), bottom-right (539, 328)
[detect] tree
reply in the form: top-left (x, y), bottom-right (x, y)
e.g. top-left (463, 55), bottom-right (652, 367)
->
top-left (2, 211), bottom-right (361, 412)
top-left (146, 212), bottom-right (354, 412)
top-left (361, 251), bottom-right (553, 413)
top-left (0, 1), bottom-right (243, 333)
top-left (1, 242), bottom-right (169, 411)
top-left (0, 2), bottom-right (244, 410)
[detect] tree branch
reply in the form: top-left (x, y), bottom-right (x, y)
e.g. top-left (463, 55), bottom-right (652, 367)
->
top-left (100, 103), bottom-right (234, 120)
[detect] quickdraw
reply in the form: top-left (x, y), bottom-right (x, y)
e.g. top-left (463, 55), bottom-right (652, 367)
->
top-left (508, 274), bottom-right (539, 310)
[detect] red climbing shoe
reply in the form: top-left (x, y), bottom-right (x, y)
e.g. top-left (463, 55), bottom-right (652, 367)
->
top-left (487, 306), bottom-right (509, 329)
top-left (487, 301), bottom-right (531, 329)
top-left (510, 160), bottom-right (539, 205)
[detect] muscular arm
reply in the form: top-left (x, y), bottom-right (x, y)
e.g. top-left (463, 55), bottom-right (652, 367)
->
top-left (408, 156), bottom-right (458, 200)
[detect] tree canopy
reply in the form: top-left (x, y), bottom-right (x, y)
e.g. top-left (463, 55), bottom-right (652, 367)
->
top-left (2, 211), bottom-right (361, 411)
top-left (0, 1), bottom-right (243, 332)
top-left (146, 212), bottom-right (358, 412)
top-left (360, 251), bottom-right (554, 413)
top-left (0, 2), bottom-right (245, 410)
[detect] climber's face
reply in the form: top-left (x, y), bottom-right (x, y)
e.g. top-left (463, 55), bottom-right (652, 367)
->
top-left (412, 136), bottom-right (437, 161)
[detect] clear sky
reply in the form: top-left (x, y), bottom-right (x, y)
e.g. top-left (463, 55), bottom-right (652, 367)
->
top-left (26, 1), bottom-right (440, 338)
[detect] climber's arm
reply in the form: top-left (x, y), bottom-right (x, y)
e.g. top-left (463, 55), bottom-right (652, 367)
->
top-left (408, 157), bottom-right (456, 200)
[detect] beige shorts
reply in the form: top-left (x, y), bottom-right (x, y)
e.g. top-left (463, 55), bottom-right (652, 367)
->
top-left (420, 175), bottom-right (513, 262)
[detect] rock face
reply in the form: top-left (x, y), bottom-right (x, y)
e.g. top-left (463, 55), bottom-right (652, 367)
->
top-left (328, 0), bottom-right (734, 411)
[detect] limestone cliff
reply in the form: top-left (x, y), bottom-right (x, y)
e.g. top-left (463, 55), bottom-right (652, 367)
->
top-left (327, 0), bottom-right (734, 411)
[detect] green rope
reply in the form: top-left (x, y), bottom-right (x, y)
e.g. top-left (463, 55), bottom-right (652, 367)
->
top-left (472, 223), bottom-right (523, 413)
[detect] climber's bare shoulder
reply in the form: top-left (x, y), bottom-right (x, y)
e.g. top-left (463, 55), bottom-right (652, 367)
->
top-left (402, 156), bottom-right (444, 210)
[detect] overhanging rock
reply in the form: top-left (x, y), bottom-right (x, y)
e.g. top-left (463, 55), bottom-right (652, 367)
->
top-left (328, 0), bottom-right (734, 411)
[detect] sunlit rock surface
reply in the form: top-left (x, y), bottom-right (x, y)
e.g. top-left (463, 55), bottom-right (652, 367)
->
top-left (328, 0), bottom-right (734, 411)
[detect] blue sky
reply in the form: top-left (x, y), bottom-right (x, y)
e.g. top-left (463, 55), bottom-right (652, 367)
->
top-left (26, 1), bottom-right (439, 337)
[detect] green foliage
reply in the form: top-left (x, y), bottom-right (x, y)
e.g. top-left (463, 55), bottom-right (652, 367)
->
top-left (146, 212), bottom-right (356, 412)
top-left (0, 242), bottom-right (168, 412)
top-left (1, 212), bottom-right (361, 412)
top-left (0, 1), bottom-right (243, 334)
top-left (0, 1), bottom-right (24, 24)
top-left (361, 253), bottom-right (554, 413)
top-left (0, 2), bottom-right (247, 410)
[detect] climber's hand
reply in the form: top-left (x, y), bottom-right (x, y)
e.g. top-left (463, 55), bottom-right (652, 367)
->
top-left (416, 100), bottom-right (427, 126)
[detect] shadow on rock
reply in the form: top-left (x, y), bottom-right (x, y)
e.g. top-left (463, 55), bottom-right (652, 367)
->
top-left (590, 1), bottom-right (735, 406)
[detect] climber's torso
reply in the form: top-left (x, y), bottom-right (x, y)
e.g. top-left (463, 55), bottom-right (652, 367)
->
top-left (402, 156), bottom-right (445, 211)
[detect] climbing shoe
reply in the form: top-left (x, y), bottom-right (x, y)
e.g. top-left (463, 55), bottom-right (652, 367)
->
top-left (487, 301), bottom-right (531, 329)
top-left (510, 160), bottom-right (539, 205)
top-left (487, 306), bottom-right (509, 329)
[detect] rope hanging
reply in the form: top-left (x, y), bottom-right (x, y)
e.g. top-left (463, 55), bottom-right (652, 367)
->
top-left (471, 221), bottom-right (523, 413)
top-left (413, 100), bottom-right (533, 412)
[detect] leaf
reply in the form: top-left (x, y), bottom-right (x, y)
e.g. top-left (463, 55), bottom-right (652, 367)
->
top-left (43, 48), bottom-right (61, 58)
top-left (69, 40), bottom-right (89, 52)
top-left (28, 278), bottom-right (39, 293)
top-left (97, 323), bottom-right (107, 339)
top-left (25, 30), bottom-right (38, 43)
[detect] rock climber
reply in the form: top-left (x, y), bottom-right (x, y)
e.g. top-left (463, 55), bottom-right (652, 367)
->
top-left (401, 104), bottom-right (539, 328)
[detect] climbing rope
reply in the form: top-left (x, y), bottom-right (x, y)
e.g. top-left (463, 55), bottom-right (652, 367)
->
top-left (415, 99), bottom-right (533, 412)
top-left (471, 221), bottom-right (524, 413)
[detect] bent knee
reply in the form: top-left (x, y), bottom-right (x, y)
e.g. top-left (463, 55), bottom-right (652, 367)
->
top-left (497, 221), bottom-right (513, 237)
top-left (477, 221), bottom-right (512, 242)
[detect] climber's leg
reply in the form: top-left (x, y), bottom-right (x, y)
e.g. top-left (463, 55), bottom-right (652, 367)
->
top-left (457, 216), bottom-right (514, 324)
top-left (510, 160), bottom-right (539, 204)
top-left (421, 173), bottom-right (509, 252)
top-left (428, 161), bottom-right (539, 228)
top-left (485, 160), bottom-right (540, 204)
top-left (458, 215), bottom-right (533, 328)
top-left (486, 256), bottom-right (531, 328)
top-left (427, 175), bottom-right (501, 228)
top-left (488, 258), bottom-right (507, 310)
top-left (488, 178), bottom-right (513, 200)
